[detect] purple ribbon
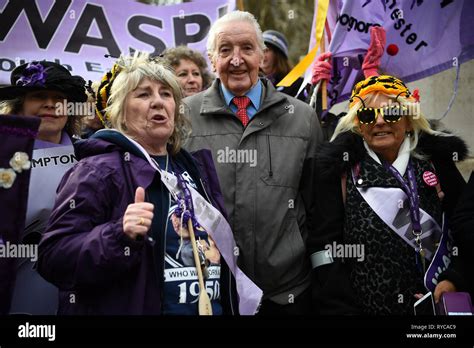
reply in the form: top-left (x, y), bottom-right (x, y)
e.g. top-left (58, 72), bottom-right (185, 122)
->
top-left (384, 160), bottom-right (425, 273)
top-left (384, 161), bottom-right (422, 232)
top-left (172, 161), bottom-right (202, 234)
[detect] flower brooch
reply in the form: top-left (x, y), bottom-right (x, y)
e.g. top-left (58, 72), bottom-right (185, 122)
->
top-left (0, 152), bottom-right (31, 189)
top-left (16, 62), bottom-right (48, 87)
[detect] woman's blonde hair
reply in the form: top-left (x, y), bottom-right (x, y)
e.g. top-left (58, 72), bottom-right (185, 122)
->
top-left (331, 91), bottom-right (451, 157)
top-left (0, 97), bottom-right (24, 115)
top-left (104, 51), bottom-right (191, 155)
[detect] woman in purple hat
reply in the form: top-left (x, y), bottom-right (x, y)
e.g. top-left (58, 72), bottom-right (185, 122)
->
top-left (0, 61), bottom-right (86, 144)
top-left (0, 61), bottom-right (87, 315)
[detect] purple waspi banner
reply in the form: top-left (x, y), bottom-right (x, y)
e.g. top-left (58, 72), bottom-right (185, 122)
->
top-left (304, 0), bottom-right (474, 108)
top-left (0, 0), bottom-right (235, 84)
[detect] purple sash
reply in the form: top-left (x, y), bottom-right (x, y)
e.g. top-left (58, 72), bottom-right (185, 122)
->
top-left (121, 132), bottom-right (263, 315)
top-left (424, 215), bottom-right (453, 292)
top-left (351, 167), bottom-right (452, 291)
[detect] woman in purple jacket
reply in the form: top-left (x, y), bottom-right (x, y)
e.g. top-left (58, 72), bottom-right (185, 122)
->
top-left (37, 52), bottom-right (261, 315)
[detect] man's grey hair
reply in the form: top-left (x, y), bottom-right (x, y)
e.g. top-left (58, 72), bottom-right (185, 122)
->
top-left (206, 10), bottom-right (265, 61)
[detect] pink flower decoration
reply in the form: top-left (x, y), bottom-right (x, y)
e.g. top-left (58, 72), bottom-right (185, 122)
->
top-left (412, 88), bottom-right (420, 102)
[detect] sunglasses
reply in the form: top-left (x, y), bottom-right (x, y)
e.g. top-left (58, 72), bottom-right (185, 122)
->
top-left (352, 92), bottom-right (412, 125)
top-left (356, 105), bottom-right (409, 125)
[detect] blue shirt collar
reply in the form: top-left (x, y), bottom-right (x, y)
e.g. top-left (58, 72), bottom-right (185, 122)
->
top-left (220, 80), bottom-right (262, 109)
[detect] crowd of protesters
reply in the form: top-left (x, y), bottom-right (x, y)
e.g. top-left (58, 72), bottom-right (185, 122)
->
top-left (0, 10), bottom-right (472, 316)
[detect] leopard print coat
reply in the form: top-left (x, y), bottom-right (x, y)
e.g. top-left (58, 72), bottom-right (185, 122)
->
top-left (311, 131), bottom-right (468, 315)
top-left (344, 154), bottom-right (442, 314)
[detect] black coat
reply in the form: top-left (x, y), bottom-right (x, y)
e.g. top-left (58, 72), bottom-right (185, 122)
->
top-left (309, 131), bottom-right (468, 315)
top-left (450, 171), bottom-right (474, 295)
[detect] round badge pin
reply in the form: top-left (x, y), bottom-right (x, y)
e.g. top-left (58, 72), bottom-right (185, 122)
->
top-left (423, 171), bottom-right (438, 187)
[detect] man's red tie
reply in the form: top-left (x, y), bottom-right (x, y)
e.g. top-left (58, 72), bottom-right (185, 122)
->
top-left (232, 96), bottom-right (251, 127)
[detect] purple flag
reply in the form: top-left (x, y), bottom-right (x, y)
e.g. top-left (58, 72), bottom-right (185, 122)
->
top-left (305, 0), bottom-right (474, 108)
top-left (0, 0), bottom-right (235, 84)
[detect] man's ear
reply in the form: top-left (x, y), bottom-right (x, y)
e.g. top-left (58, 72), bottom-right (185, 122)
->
top-left (208, 53), bottom-right (217, 73)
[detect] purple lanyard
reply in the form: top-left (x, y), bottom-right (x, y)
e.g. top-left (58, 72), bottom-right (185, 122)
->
top-left (384, 160), bottom-right (426, 272)
top-left (384, 161), bottom-right (421, 233)
top-left (171, 161), bottom-right (200, 231)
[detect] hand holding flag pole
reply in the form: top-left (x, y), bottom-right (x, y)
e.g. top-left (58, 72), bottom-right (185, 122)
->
top-left (309, 40), bottom-right (331, 109)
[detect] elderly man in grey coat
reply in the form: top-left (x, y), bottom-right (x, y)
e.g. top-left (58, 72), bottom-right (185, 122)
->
top-left (183, 10), bottom-right (323, 315)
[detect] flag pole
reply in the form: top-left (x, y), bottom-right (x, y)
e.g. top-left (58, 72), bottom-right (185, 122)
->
top-left (277, 0), bottom-right (329, 88)
top-left (320, 29), bottom-right (327, 111)
top-left (188, 220), bottom-right (212, 315)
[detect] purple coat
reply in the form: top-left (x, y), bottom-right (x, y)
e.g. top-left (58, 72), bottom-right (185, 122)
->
top-left (37, 135), bottom-right (237, 315)
top-left (0, 115), bottom-right (40, 314)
